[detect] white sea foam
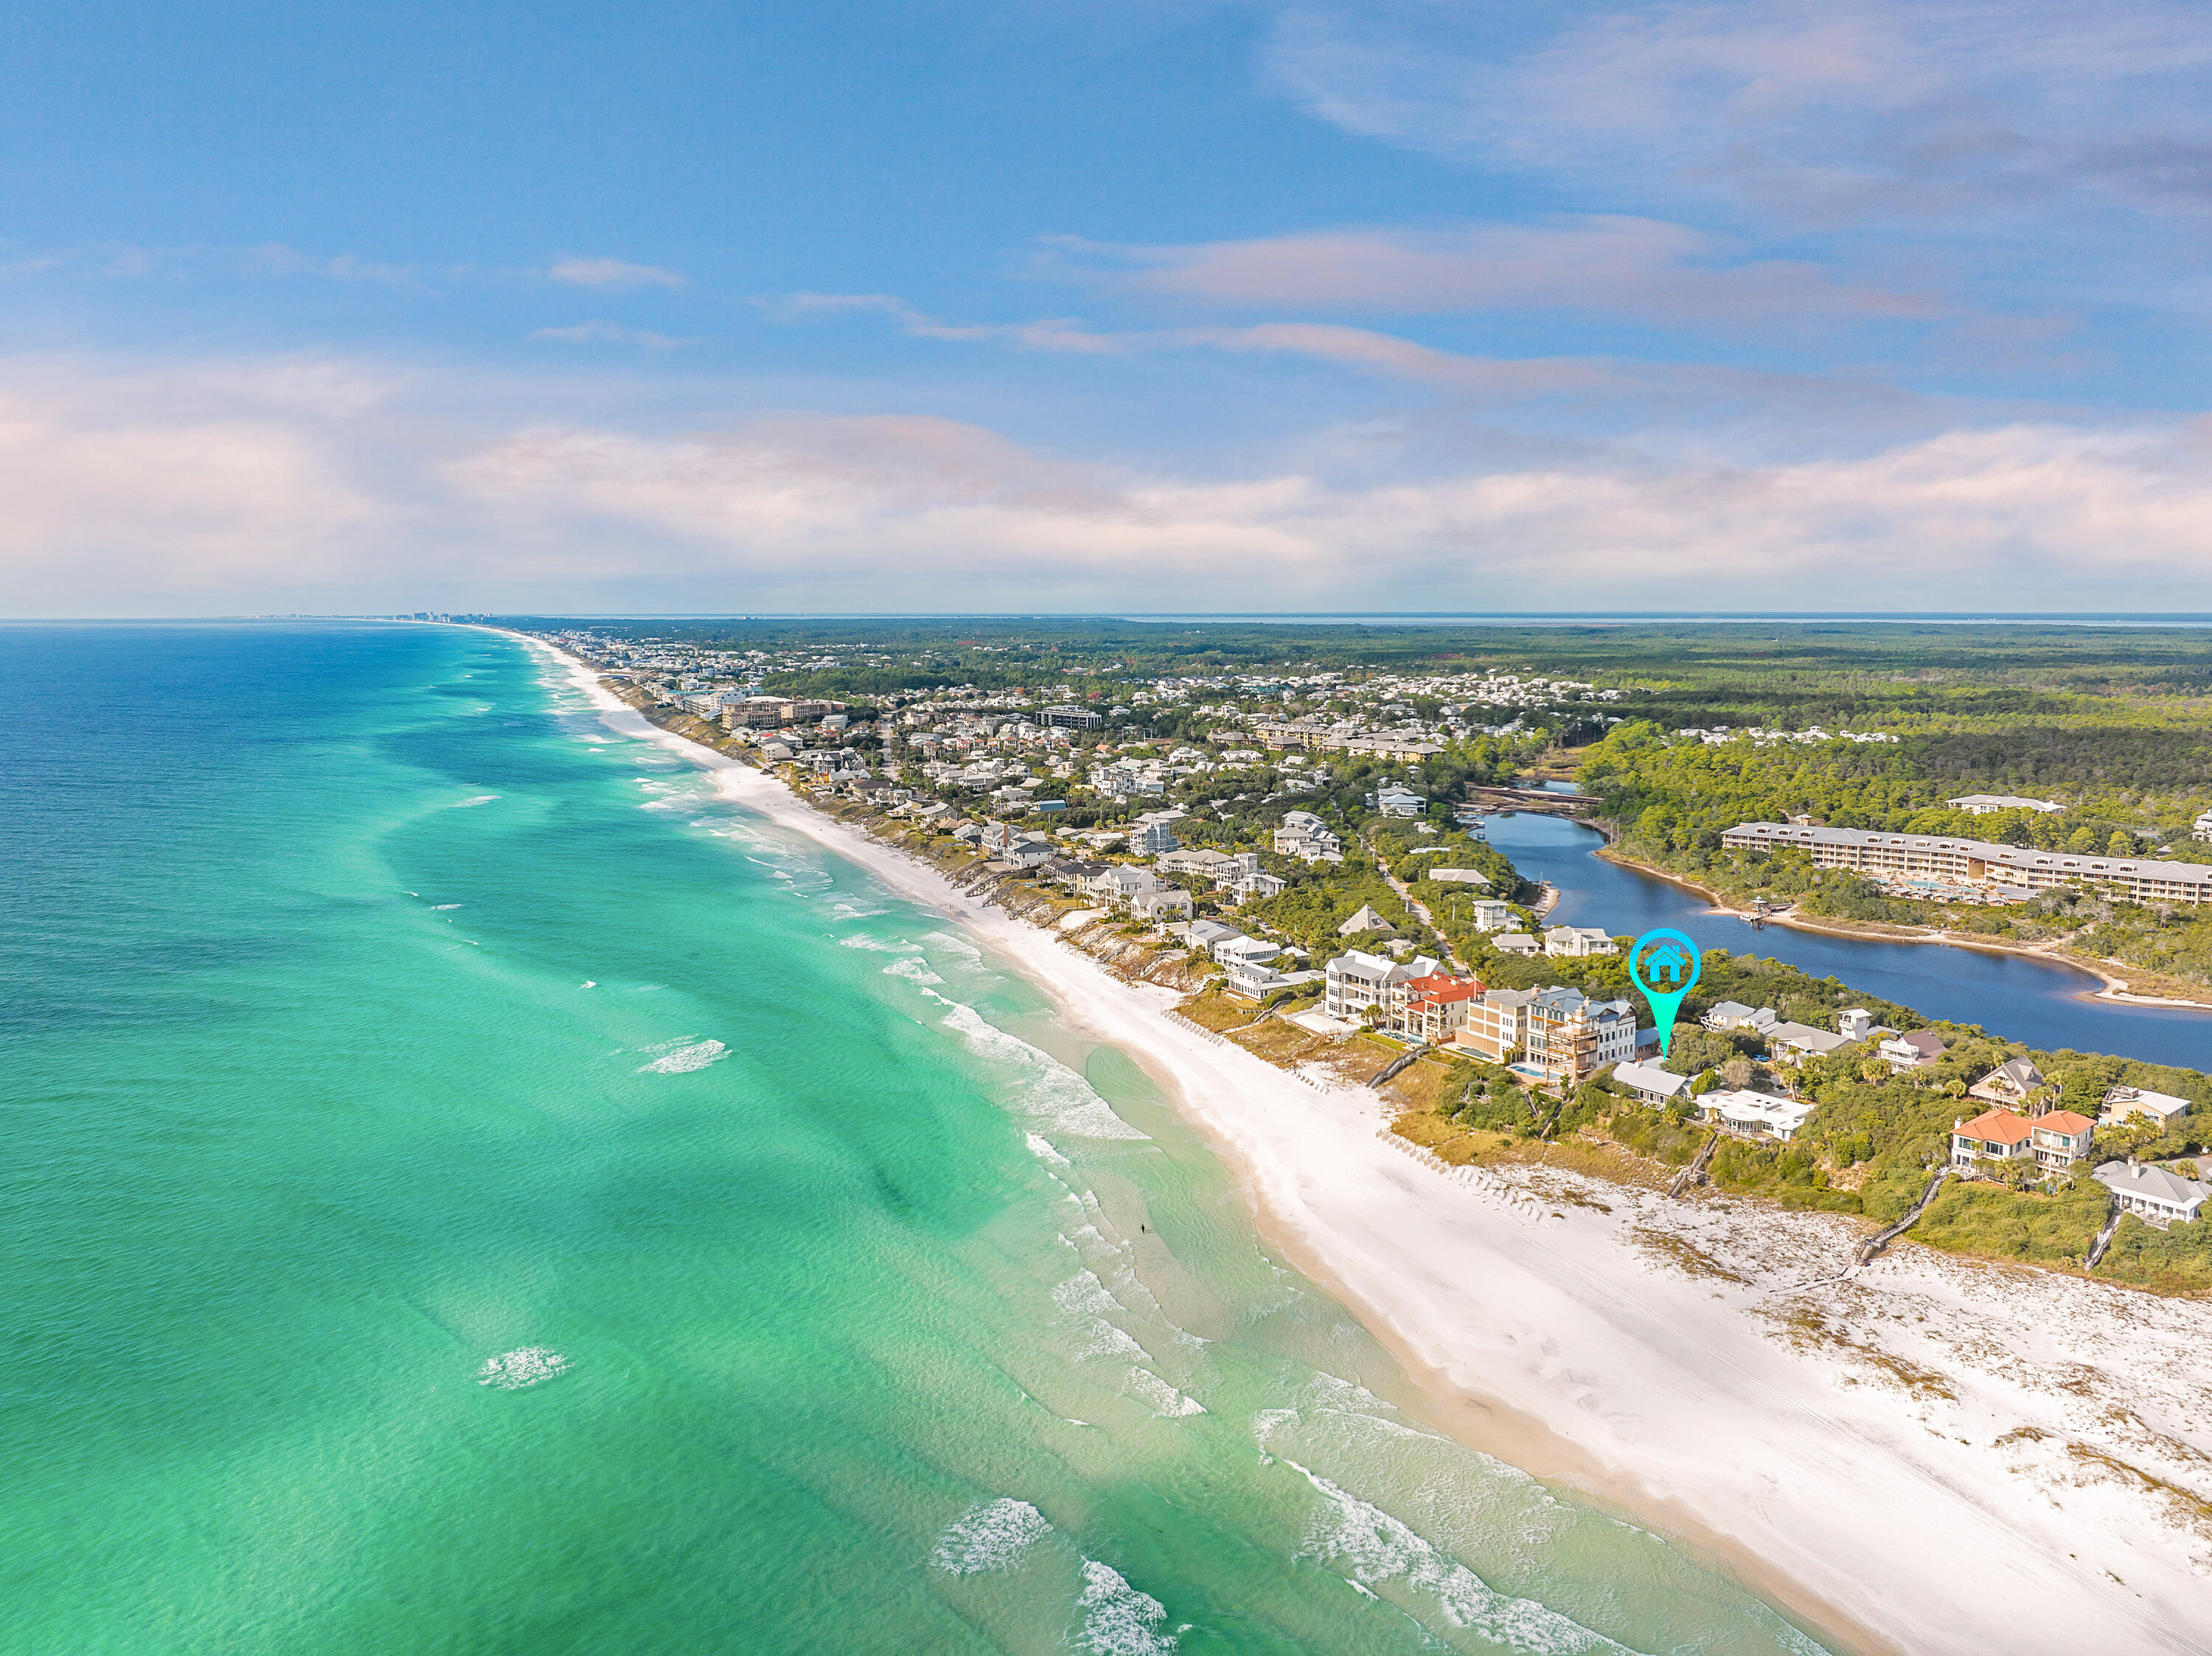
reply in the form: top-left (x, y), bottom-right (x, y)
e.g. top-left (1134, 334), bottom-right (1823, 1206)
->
top-left (931, 1498), bottom-right (1054, 1575)
top-left (1026, 1133), bottom-right (1071, 1168)
top-left (838, 935), bottom-right (912, 954)
top-left (476, 1347), bottom-right (570, 1389)
top-left (1076, 1559), bottom-right (1178, 1655)
top-left (925, 993), bottom-right (1148, 1141)
top-left (919, 928), bottom-right (983, 963)
top-left (1283, 1458), bottom-right (1642, 1655)
top-left (451, 794), bottom-right (500, 807)
top-left (883, 957), bottom-right (944, 986)
top-left (1053, 1271), bottom-right (1147, 1361)
top-left (1124, 1367), bottom-right (1207, 1418)
top-left (636, 1038), bottom-right (729, 1074)
top-left (431, 903), bottom-right (464, 911)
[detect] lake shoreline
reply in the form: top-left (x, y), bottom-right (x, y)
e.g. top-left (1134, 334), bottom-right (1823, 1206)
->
top-left (1590, 844), bottom-right (2212, 1014)
top-left (509, 630), bottom-right (2208, 1656)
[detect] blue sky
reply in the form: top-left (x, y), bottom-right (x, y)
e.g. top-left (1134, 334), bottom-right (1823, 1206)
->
top-left (7, 0), bottom-right (2212, 613)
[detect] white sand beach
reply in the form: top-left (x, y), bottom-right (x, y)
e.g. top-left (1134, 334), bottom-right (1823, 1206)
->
top-left (521, 633), bottom-right (2212, 1656)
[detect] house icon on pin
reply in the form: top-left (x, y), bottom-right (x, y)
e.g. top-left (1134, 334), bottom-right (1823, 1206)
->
top-left (1641, 943), bottom-right (1690, 984)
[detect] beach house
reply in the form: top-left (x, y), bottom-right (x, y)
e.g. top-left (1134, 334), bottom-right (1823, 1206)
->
top-left (2094, 1160), bottom-right (2211, 1227)
top-left (1543, 926), bottom-right (1617, 959)
top-left (1700, 1088), bottom-right (1814, 1141)
top-left (1968, 1058), bottom-right (2047, 1107)
top-left (1613, 1060), bottom-right (1691, 1107)
top-left (2027, 1110), bottom-right (2096, 1171)
top-left (1523, 987), bottom-right (1637, 1085)
top-left (1324, 949), bottom-right (1441, 1024)
top-left (2101, 1085), bottom-right (2194, 1127)
top-left (1879, 1029), bottom-right (1947, 1070)
top-left (1951, 1110), bottom-right (2034, 1172)
top-left (1455, 987), bottom-right (1537, 1065)
top-left (1395, 973), bottom-right (1480, 1043)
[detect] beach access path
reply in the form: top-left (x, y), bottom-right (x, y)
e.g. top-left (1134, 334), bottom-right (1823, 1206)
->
top-left (518, 633), bottom-right (2212, 1656)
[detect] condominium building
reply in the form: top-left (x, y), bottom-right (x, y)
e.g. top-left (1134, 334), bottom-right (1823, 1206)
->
top-left (1720, 821), bottom-right (2212, 905)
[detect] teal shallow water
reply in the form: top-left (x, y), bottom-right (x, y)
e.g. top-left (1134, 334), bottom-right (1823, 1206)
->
top-left (1, 623), bottom-right (1835, 1655)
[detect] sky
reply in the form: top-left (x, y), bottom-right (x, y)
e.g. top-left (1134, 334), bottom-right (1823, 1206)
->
top-left (6, 0), bottom-right (2212, 615)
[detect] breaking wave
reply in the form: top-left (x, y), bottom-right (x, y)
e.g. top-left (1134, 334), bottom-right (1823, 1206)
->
top-left (1076, 1559), bottom-right (1178, 1655)
top-left (1053, 1270), bottom-right (1148, 1362)
top-left (1284, 1458), bottom-right (1645, 1655)
top-left (931, 1498), bottom-right (1053, 1575)
top-left (476, 1347), bottom-right (569, 1389)
top-left (636, 1038), bottom-right (728, 1074)
top-left (926, 993), bottom-right (1147, 1141)
top-left (1125, 1367), bottom-right (1207, 1418)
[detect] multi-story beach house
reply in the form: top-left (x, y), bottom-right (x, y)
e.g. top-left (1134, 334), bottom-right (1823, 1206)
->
top-left (1543, 926), bottom-right (1617, 959)
top-left (2027, 1111), bottom-right (2096, 1171)
top-left (1951, 1110), bottom-right (2034, 1172)
top-left (1127, 820), bottom-right (1178, 855)
top-left (1522, 987), bottom-right (1637, 1085)
top-left (1324, 949), bottom-right (1440, 1024)
top-left (1879, 1029), bottom-right (1947, 1069)
top-left (1455, 987), bottom-right (1537, 1064)
top-left (2101, 1085), bottom-right (2195, 1126)
top-left (1969, 1058), bottom-right (2047, 1107)
top-left (1395, 973), bottom-right (1479, 1043)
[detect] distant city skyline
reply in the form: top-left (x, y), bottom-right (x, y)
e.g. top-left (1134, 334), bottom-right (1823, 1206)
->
top-left (6, 0), bottom-right (2212, 615)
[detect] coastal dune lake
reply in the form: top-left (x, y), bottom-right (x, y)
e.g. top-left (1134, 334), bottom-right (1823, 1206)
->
top-left (2, 622), bottom-right (1832, 1655)
top-left (1486, 813), bottom-right (2212, 1067)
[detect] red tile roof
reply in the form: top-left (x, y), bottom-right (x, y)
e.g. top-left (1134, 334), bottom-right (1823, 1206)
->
top-left (1955, 1110), bottom-right (2033, 1145)
top-left (1406, 973), bottom-right (1480, 1003)
top-left (2034, 1110), bottom-right (2096, 1136)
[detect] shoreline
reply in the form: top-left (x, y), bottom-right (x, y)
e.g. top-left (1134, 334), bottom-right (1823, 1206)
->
top-left (506, 632), bottom-right (2208, 1656)
top-left (1591, 846), bottom-right (2212, 1013)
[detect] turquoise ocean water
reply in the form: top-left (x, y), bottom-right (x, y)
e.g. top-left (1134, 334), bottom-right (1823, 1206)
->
top-left (2, 622), bottom-right (1836, 1655)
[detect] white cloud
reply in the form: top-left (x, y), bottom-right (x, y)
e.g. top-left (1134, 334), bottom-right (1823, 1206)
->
top-left (548, 257), bottom-right (687, 288)
top-left (4, 352), bottom-right (2209, 615)
top-left (443, 409), bottom-right (2212, 609)
top-left (529, 321), bottom-right (695, 348)
top-left (1046, 219), bottom-right (1934, 325)
top-left (1267, 0), bottom-right (2212, 231)
top-left (769, 291), bottom-right (1624, 393)
top-left (243, 244), bottom-right (420, 286)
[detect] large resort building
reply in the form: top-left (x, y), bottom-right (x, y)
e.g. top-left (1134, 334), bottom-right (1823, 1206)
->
top-left (1719, 821), bottom-right (2212, 905)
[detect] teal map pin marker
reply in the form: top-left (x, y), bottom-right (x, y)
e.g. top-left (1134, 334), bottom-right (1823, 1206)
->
top-left (1628, 928), bottom-right (1703, 1059)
